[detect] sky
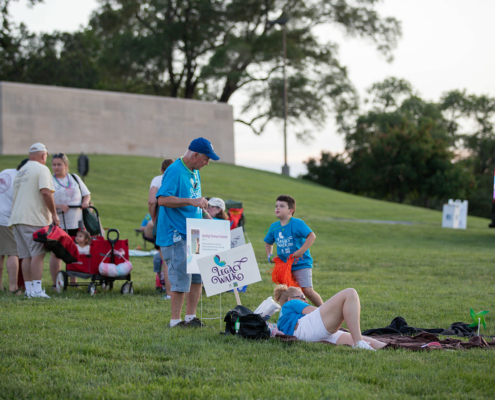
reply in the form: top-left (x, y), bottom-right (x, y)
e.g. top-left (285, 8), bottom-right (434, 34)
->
top-left (10, 0), bottom-right (495, 176)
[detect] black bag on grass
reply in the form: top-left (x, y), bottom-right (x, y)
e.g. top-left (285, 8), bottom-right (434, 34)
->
top-left (224, 305), bottom-right (270, 340)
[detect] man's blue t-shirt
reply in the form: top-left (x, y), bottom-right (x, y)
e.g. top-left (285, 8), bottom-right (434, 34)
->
top-left (263, 217), bottom-right (313, 271)
top-left (155, 158), bottom-right (202, 247)
top-left (276, 299), bottom-right (309, 335)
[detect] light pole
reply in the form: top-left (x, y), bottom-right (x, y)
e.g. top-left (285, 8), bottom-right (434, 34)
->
top-left (268, 17), bottom-right (290, 176)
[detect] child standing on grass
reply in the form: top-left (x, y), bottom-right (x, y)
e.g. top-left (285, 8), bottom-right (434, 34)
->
top-left (264, 195), bottom-right (323, 306)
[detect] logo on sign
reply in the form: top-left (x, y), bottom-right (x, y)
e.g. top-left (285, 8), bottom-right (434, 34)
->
top-left (213, 255), bottom-right (226, 266)
top-left (210, 257), bottom-right (248, 284)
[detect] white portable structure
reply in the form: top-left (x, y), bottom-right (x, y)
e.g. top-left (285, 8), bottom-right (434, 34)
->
top-left (442, 199), bottom-right (468, 229)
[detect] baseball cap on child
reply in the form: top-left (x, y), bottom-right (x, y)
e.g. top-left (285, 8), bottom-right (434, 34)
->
top-left (208, 197), bottom-right (226, 211)
top-left (188, 138), bottom-right (220, 161)
top-left (29, 143), bottom-right (49, 154)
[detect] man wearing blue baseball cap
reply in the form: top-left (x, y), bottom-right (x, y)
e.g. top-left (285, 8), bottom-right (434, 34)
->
top-left (156, 137), bottom-right (220, 327)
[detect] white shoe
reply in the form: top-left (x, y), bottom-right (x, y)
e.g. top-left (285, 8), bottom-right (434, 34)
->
top-left (30, 289), bottom-right (51, 299)
top-left (352, 340), bottom-right (376, 351)
top-left (24, 291), bottom-right (33, 298)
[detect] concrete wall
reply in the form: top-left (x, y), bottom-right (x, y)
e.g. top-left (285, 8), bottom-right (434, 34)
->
top-left (0, 82), bottom-right (235, 163)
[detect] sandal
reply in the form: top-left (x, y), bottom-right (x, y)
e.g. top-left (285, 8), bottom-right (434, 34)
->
top-left (10, 289), bottom-right (22, 296)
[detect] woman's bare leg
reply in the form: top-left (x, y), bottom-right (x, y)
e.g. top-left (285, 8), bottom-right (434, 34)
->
top-left (335, 332), bottom-right (387, 349)
top-left (7, 256), bottom-right (19, 292)
top-left (318, 288), bottom-right (364, 345)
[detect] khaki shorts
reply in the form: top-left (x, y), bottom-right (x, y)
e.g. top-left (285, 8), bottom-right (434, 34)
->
top-left (12, 225), bottom-right (46, 259)
top-left (0, 225), bottom-right (18, 256)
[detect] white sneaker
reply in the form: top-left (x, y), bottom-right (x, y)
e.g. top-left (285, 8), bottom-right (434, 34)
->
top-left (30, 289), bottom-right (51, 299)
top-left (24, 291), bottom-right (33, 298)
top-left (352, 340), bottom-right (376, 351)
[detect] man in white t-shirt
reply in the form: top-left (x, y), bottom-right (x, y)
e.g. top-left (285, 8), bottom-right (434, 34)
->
top-left (9, 143), bottom-right (60, 298)
top-left (0, 159), bottom-right (27, 295)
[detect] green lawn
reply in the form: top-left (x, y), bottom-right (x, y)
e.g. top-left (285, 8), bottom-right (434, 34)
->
top-left (1, 154), bottom-right (494, 399)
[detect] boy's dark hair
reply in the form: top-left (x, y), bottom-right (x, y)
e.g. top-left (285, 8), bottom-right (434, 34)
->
top-left (276, 195), bottom-right (296, 216)
top-left (161, 158), bottom-right (175, 172)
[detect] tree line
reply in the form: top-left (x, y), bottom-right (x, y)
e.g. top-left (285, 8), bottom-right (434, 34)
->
top-left (303, 78), bottom-right (495, 218)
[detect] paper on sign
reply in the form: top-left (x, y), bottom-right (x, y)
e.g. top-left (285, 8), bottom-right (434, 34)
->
top-left (230, 226), bottom-right (246, 249)
top-left (186, 219), bottom-right (230, 274)
top-left (197, 243), bottom-right (262, 297)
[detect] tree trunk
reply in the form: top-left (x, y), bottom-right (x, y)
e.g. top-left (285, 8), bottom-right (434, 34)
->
top-left (219, 78), bottom-right (238, 103)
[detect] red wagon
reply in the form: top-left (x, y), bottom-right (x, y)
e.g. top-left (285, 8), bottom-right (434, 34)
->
top-left (55, 227), bottom-right (133, 295)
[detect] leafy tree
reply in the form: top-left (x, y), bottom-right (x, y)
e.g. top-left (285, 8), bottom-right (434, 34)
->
top-left (0, 0), bottom-right (42, 80)
top-left (304, 78), bottom-right (474, 208)
top-left (304, 151), bottom-right (352, 191)
top-left (13, 31), bottom-right (101, 88)
top-left (366, 76), bottom-right (413, 111)
top-left (441, 90), bottom-right (495, 217)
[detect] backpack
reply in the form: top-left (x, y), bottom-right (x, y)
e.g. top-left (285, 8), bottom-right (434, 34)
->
top-left (71, 174), bottom-right (101, 236)
top-left (224, 305), bottom-right (270, 340)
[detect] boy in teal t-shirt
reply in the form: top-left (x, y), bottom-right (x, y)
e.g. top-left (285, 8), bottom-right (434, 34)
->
top-left (264, 195), bottom-right (323, 306)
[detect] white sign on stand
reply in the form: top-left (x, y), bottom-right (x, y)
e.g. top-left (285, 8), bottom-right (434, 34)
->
top-left (448, 199), bottom-right (468, 229)
top-left (197, 243), bottom-right (262, 297)
top-left (230, 226), bottom-right (246, 249)
top-left (186, 219), bottom-right (230, 274)
top-left (442, 204), bottom-right (460, 229)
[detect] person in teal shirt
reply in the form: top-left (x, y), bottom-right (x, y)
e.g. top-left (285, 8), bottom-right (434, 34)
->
top-left (156, 137), bottom-right (219, 328)
top-left (264, 195), bottom-right (323, 306)
top-left (274, 284), bottom-right (386, 350)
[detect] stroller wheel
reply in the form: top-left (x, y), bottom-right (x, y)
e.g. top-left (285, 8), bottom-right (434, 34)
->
top-left (121, 282), bottom-right (133, 295)
top-left (87, 282), bottom-right (96, 296)
top-left (56, 271), bottom-right (68, 293)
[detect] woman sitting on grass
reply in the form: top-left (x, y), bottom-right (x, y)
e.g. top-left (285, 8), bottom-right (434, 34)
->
top-left (274, 285), bottom-right (386, 351)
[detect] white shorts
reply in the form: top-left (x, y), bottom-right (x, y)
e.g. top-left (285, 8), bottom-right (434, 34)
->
top-left (293, 308), bottom-right (345, 344)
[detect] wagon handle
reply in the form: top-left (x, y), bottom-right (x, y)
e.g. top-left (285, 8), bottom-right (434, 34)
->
top-left (107, 229), bottom-right (120, 264)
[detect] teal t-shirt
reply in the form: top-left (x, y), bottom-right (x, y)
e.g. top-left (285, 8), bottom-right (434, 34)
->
top-left (155, 158), bottom-right (202, 247)
top-left (276, 299), bottom-right (309, 335)
top-left (263, 217), bottom-right (313, 271)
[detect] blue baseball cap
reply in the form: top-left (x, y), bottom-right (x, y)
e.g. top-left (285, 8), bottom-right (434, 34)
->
top-left (188, 137), bottom-right (220, 161)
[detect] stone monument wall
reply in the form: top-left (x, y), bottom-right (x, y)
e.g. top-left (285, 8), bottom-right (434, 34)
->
top-left (0, 82), bottom-right (235, 163)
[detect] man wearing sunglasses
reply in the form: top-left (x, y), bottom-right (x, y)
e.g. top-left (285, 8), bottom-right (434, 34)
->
top-left (156, 138), bottom-right (220, 328)
top-left (9, 143), bottom-right (60, 299)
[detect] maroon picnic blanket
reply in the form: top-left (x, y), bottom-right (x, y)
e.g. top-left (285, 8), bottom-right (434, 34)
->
top-left (274, 331), bottom-right (495, 351)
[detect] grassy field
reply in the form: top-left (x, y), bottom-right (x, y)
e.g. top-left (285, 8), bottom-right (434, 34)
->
top-left (1, 154), bottom-right (494, 399)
